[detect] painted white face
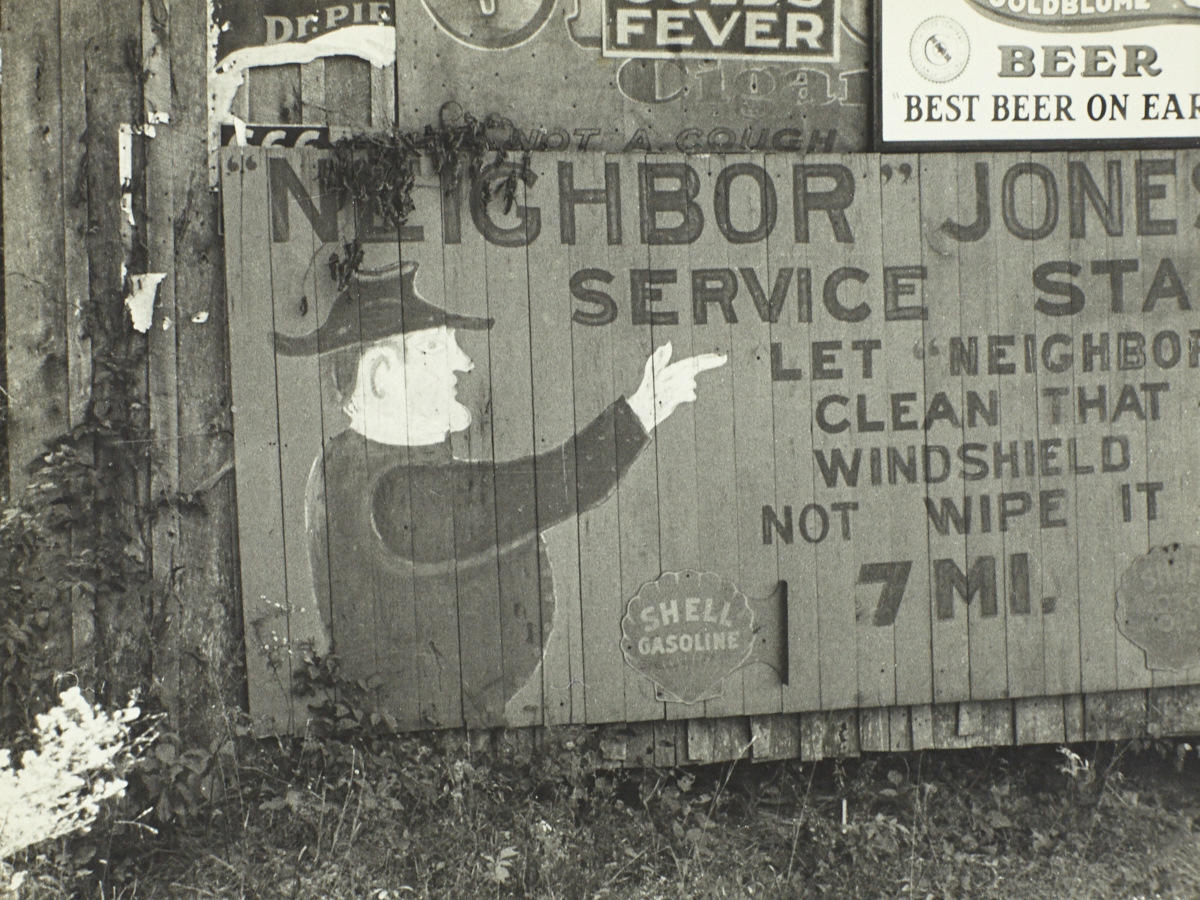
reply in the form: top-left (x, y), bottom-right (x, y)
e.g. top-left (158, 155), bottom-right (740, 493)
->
top-left (372, 326), bottom-right (475, 441)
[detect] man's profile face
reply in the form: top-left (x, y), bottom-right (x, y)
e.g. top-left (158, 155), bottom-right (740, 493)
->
top-left (372, 326), bottom-right (475, 439)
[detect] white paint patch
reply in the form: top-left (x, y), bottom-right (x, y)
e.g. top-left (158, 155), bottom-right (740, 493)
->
top-left (119, 121), bottom-right (163, 226)
top-left (230, 114), bottom-right (248, 147)
top-left (118, 124), bottom-right (136, 227)
top-left (125, 273), bottom-right (167, 333)
top-left (210, 25), bottom-right (396, 127)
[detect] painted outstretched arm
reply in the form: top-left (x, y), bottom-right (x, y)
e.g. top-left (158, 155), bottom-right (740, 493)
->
top-left (484, 343), bottom-right (725, 547)
top-left (626, 342), bottom-right (728, 433)
top-left (368, 342), bottom-right (729, 564)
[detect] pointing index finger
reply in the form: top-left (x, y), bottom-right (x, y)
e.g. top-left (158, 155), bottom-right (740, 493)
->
top-left (679, 353), bottom-right (728, 374)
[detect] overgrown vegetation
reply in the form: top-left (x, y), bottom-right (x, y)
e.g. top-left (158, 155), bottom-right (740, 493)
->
top-left (5, 699), bottom-right (1200, 898)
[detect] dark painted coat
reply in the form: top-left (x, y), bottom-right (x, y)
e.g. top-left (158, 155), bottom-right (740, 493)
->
top-left (306, 398), bottom-right (649, 726)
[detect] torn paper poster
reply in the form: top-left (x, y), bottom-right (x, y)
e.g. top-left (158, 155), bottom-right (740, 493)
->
top-left (125, 273), bottom-right (168, 333)
top-left (213, 0), bottom-right (394, 61)
top-left (211, 24), bottom-right (395, 124)
top-left (210, 0), bottom-right (396, 127)
top-left (207, 1), bottom-right (397, 184)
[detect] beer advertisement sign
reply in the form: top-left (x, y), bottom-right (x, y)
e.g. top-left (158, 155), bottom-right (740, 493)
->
top-left (878, 0), bottom-right (1200, 146)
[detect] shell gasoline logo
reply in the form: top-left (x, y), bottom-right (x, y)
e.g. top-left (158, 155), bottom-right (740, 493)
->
top-left (621, 571), bottom-right (756, 705)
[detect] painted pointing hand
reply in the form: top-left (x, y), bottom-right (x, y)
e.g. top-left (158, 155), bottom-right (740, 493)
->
top-left (628, 342), bottom-right (728, 433)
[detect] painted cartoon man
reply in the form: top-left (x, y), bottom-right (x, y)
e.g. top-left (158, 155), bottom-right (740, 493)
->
top-left (275, 260), bottom-right (725, 724)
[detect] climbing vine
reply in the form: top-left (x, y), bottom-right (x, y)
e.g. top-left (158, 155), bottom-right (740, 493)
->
top-left (319, 106), bottom-right (533, 280)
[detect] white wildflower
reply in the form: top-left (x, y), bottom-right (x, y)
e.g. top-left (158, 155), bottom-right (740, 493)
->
top-left (0, 686), bottom-right (141, 861)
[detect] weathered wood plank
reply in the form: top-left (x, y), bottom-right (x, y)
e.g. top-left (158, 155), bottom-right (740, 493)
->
top-left (910, 704), bottom-right (935, 750)
top-left (858, 708), bottom-right (890, 753)
top-left (728, 152), bottom-right (785, 720)
top-left (707, 717), bottom-right (752, 763)
top-left (299, 61), bottom-right (327, 124)
top-left (623, 722), bottom-right (657, 768)
top-left (995, 152), bottom-right (1049, 704)
top-left (653, 720), bottom-right (684, 768)
top-left (1148, 686), bottom-right (1200, 737)
top-left (846, 155), bottom-right (895, 710)
top-left (888, 707), bottom-right (913, 752)
top-left (168, 0), bottom-right (242, 741)
top-left (875, 152), bottom-right (932, 711)
top-left (765, 153), bottom-right (821, 715)
top-left (750, 715), bottom-right (801, 761)
top-left (689, 155), bottom-right (748, 722)
top-left (146, 127), bottom-right (182, 724)
top-left (954, 153), bottom-right (1009, 703)
top-left (920, 156), bottom-right (970, 705)
top-left (684, 719), bottom-right (714, 763)
top-left (614, 155), bottom-right (665, 725)
top-left (569, 155), bottom-right (628, 726)
top-left (63, 0), bottom-right (94, 432)
top-left (81, 2), bottom-right (149, 703)
top-left (324, 57), bottom-right (372, 130)
top-left (61, 0), bottom-right (96, 676)
top-left (932, 700), bottom-right (1012, 749)
top-left (223, 147), bottom-right (292, 731)
top-left (1085, 690), bottom-right (1148, 741)
top-left (370, 63), bottom-right (396, 131)
top-left (269, 151), bottom-right (328, 732)
top-left (646, 154), bottom-right (707, 724)
top-left (480, 174), bottom-right (544, 728)
top-left (806, 153), bottom-right (862, 713)
top-left (1033, 152), bottom-right (1083, 700)
top-left (246, 65), bottom-right (301, 124)
top-left (525, 161), bottom-right (584, 727)
top-left (1063, 695), bottom-right (1086, 743)
top-left (1014, 696), bottom-right (1066, 745)
top-left (2, 0), bottom-right (70, 490)
top-left (1146, 151), bottom-right (1200, 693)
top-left (442, 173), bottom-right (505, 728)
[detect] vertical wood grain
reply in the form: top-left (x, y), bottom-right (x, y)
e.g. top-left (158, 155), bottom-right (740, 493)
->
top-left (689, 154), bottom-right (745, 722)
top-left (62, 0), bottom-right (96, 676)
top-left (169, 0), bottom-right (242, 740)
top-left (999, 154), bottom-right (1050, 727)
top-left (442, 173), bottom-right (505, 728)
top-left (955, 154), bottom-right (1008, 703)
top-left (765, 152), bottom-right (821, 714)
top-left (223, 147), bottom-right (292, 731)
top-left (615, 155), bottom-right (665, 725)
top-left (482, 175), bottom-right (543, 728)
top-left (525, 160), bottom-right (583, 726)
top-left (846, 154), bottom-right (895, 710)
top-left (568, 154), bottom-right (628, 726)
top-left (646, 154), bottom-right (705, 724)
top-left (1033, 152), bottom-right (1082, 702)
top-left (920, 156), bottom-right (970, 704)
top-left (2, 0), bottom-right (70, 490)
top-left (877, 153), bottom-right (932, 710)
top-left (728, 152), bottom-right (785, 719)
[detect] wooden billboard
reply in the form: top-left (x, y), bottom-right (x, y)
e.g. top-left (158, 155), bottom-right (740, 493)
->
top-left (223, 147), bottom-right (1200, 734)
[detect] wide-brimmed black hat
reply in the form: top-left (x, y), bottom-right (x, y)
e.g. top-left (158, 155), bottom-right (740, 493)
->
top-left (273, 260), bottom-right (493, 356)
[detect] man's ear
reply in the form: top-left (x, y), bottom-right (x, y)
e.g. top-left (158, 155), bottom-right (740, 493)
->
top-left (364, 344), bottom-right (399, 400)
